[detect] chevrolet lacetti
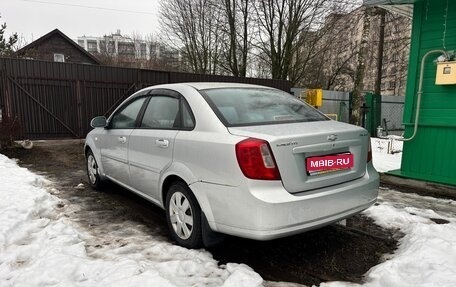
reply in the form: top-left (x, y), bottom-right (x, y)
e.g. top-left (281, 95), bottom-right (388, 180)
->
top-left (84, 83), bottom-right (379, 248)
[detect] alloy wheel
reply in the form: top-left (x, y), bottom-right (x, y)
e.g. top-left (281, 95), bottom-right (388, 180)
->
top-left (87, 154), bottom-right (98, 184)
top-left (169, 191), bottom-right (194, 240)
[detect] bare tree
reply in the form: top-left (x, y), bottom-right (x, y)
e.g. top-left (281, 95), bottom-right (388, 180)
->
top-left (217, 0), bottom-right (254, 77)
top-left (292, 13), bottom-right (359, 89)
top-left (159, 0), bottom-right (223, 74)
top-left (314, 11), bottom-right (364, 90)
top-left (308, 6), bottom-right (410, 97)
top-left (253, 0), bottom-right (360, 85)
top-left (157, 0), bottom-right (363, 80)
top-left (254, 0), bottom-right (314, 81)
top-left (10, 34), bottom-right (28, 53)
top-left (94, 33), bottom-right (138, 68)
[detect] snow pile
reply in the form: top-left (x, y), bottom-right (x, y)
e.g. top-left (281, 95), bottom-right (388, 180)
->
top-left (371, 137), bottom-right (402, 172)
top-left (362, 203), bottom-right (456, 287)
top-left (0, 154), bottom-right (262, 287)
top-left (322, 195), bottom-right (456, 287)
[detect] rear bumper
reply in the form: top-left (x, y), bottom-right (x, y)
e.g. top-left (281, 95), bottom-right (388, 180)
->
top-left (191, 164), bottom-right (379, 240)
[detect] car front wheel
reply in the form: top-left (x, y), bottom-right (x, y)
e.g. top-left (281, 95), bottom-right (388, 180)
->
top-left (165, 182), bottom-right (203, 249)
top-left (86, 150), bottom-right (103, 189)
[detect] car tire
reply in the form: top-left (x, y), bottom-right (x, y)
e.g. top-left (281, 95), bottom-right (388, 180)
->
top-left (165, 181), bottom-right (203, 249)
top-left (86, 149), bottom-right (103, 190)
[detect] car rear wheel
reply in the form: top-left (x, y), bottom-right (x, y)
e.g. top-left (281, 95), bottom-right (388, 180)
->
top-left (86, 150), bottom-right (103, 190)
top-left (165, 181), bottom-right (203, 249)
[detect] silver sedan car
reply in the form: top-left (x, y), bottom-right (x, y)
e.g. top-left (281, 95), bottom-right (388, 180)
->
top-left (85, 83), bottom-right (379, 248)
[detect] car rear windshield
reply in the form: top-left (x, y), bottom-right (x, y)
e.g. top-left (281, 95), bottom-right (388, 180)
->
top-left (202, 88), bottom-right (329, 126)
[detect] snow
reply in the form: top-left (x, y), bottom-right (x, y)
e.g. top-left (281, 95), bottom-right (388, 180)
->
top-left (0, 154), bottom-right (262, 287)
top-left (2, 141), bottom-right (456, 287)
top-left (371, 137), bottom-right (403, 172)
top-left (322, 190), bottom-right (456, 287)
top-left (322, 134), bottom-right (456, 287)
top-left (363, 205), bottom-right (456, 287)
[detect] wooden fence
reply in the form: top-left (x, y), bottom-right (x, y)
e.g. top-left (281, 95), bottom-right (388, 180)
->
top-left (0, 57), bottom-right (291, 139)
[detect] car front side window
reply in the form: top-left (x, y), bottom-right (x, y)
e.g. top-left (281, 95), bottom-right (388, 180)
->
top-left (110, 97), bottom-right (147, 129)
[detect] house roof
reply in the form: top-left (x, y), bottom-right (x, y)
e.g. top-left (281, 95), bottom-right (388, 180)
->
top-left (363, 0), bottom-right (417, 18)
top-left (17, 28), bottom-right (101, 64)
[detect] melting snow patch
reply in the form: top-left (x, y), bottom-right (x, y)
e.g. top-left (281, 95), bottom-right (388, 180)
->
top-left (321, 199), bottom-right (456, 287)
top-left (0, 154), bottom-right (263, 287)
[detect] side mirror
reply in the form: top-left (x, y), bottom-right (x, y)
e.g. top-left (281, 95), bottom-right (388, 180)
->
top-left (90, 116), bottom-right (107, 128)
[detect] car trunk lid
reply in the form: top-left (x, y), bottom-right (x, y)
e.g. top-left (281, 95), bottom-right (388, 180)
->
top-left (228, 121), bottom-right (369, 193)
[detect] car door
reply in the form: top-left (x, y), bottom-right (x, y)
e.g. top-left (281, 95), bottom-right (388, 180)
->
top-left (128, 90), bottom-right (185, 201)
top-left (100, 95), bottom-right (147, 186)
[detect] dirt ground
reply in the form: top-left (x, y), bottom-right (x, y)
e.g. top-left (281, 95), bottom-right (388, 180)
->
top-left (2, 140), bottom-right (399, 286)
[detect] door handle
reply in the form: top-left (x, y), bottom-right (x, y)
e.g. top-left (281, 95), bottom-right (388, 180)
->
top-left (155, 139), bottom-right (169, 148)
top-left (118, 136), bottom-right (127, 144)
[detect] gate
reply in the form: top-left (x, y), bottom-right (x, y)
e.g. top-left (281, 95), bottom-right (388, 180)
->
top-left (7, 76), bottom-right (79, 138)
top-left (2, 75), bottom-right (138, 139)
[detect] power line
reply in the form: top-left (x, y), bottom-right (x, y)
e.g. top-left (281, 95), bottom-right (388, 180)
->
top-left (21, 0), bottom-right (156, 15)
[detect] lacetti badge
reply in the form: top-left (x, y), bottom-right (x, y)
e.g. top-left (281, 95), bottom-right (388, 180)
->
top-left (306, 153), bottom-right (354, 172)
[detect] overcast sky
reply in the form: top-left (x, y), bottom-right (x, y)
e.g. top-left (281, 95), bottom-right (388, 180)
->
top-left (2, 0), bottom-right (160, 45)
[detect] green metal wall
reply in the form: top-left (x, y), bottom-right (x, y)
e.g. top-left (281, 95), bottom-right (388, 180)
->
top-left (394, 0), bottom-right (456, 185)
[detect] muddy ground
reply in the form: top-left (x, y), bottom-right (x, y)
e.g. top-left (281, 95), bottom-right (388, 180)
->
top-left (2, 140), bottom-right (399, 286)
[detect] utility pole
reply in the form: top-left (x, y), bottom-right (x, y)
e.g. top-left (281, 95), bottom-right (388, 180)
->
top-left (374, 8), bottom-right (386, 95)
top-left (351, 7), bottom-right (372, 126)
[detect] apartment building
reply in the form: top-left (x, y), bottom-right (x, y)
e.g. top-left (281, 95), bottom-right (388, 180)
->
top-left (76, 30), bottom-right (180, 69)
top-left (77, 30), bottom-right (150, 59)
top-left (320, 7), bottom-right (411, 96)
top-left (379, 13), bottom-right (411, 96)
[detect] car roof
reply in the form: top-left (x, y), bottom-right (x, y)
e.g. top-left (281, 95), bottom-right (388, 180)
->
top-left (143, 82), bottom-right (277, 92)
top-left (182, 82), bottom-right (276, 91)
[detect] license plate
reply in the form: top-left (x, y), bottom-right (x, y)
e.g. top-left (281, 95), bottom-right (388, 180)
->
top-left (306, 153), bottom-right (354, 175)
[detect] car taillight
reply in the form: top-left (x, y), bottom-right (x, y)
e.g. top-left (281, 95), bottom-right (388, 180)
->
top-left (235, 138), bottom-right (281, 180)
top-left (367, 136), bottom-right (372, 163)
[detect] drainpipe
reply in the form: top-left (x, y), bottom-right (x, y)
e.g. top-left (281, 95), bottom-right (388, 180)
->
top-left (398, 49), bottom-right (449, 141)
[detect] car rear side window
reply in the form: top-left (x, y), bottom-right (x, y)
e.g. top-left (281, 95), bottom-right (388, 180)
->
top-left (181, 100), bottom-right (195, 129)
top-left (203, 88), bottom-right (328, 126)
top-left (141, 96), bottom-right (179, 129)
